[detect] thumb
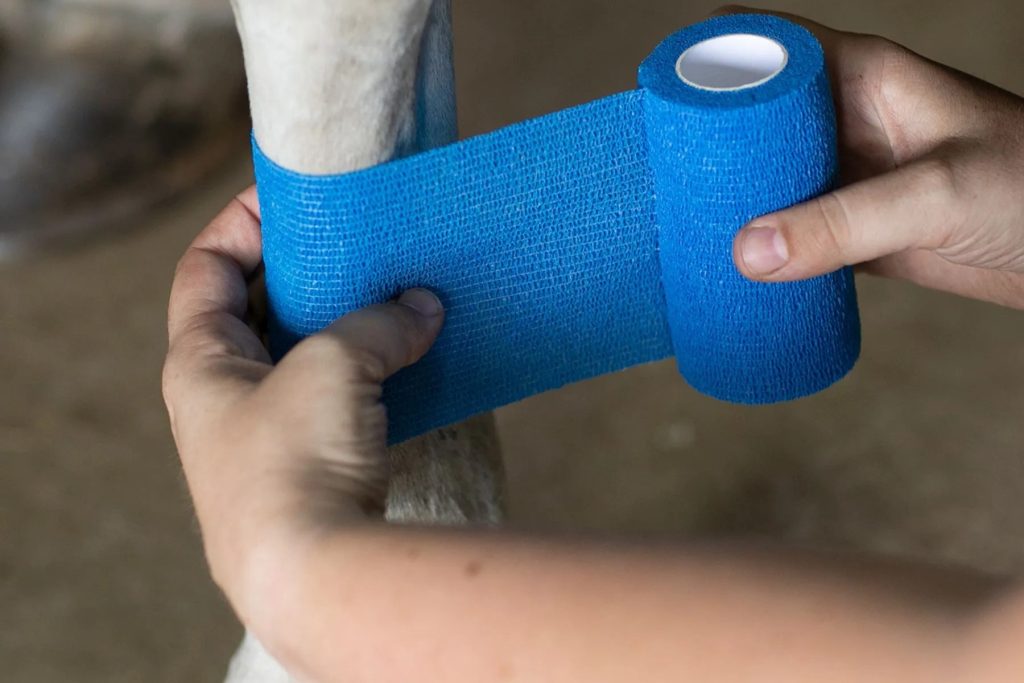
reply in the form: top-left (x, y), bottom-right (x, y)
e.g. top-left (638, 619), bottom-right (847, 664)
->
top-left (256, 288), bottom-right (445, 527)
top-left (315, 288), bottom-right (446, 383)
top-left (733, 157), bottom-right (962, 281)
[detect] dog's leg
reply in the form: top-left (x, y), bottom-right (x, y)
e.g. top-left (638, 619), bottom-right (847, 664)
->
top-left (225, 2), bottom-right (505, 680)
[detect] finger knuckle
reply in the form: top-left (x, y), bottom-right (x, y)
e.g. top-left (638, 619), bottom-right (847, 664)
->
top-left (867, 36), bottom-right (917, 102)
top-left (858, 34), bottom-right (909, 75)
top-left (914, 155), bottom-right (960, 200)
top-left (916, 155), bottom-right (971, 248)
top-left (292, 334), bottom-right (386, 382)
top-left (861, 34), bottom-right (902, 59)
top-left (388, 307), bottom-right (427, 364)
top-left (178, 314), bottom-right (248, 358)
top-left (356, 304), bottom-right (425, 368)
top-left (810, 193), bottom-right (854, 258)
top-left (160, 353), bottom-right (181, 407)
top-left (172, 249), bottom-right (200, 283)
top-left (160, 350), bottom-right (192, 435)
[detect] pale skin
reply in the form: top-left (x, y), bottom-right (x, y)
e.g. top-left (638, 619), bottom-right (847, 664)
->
top-left (162, 8), bottom-right (1024, 683)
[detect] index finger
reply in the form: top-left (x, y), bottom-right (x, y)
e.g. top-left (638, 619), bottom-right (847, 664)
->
top-left (163, 186), bottom-right (272, 437)
top-left (167, 186), bottom-right (265, 354)
top-left (165, 185), bottom-right (271, 392)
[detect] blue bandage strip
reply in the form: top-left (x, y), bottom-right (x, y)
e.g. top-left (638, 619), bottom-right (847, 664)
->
top-left (254, 15), bottom-right (861, 444)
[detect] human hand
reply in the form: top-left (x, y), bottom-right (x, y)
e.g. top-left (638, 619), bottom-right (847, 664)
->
top-left (161, 187), bottom-right (444, 604)
top-left (726, 7), bottom-right (1024, 309)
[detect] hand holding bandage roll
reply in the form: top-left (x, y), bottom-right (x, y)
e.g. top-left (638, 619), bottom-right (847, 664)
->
top-left (254, 14), bottom-right (861, 444)
top-left (641, 17), bottom-right (859, 403)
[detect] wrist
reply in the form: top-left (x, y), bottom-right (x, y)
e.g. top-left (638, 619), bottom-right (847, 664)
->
top-left (205, 480), bottom-right (371, 623)
top-left (222, 515), bottom-right (377, 680)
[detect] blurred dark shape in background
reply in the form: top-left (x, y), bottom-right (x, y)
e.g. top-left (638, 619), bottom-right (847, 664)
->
top-left (0, 0), bottom-right (247, 259)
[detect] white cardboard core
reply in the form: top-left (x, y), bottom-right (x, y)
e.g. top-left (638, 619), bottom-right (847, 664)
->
top-left (676, 34), bottom-right (788, 91)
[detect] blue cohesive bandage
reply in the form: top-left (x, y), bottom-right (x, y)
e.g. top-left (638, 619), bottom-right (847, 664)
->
top-left (254, 15), bottom-right (861, 444)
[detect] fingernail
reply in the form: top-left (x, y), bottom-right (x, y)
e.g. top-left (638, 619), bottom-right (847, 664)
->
top-left (398, 288), bottom-right (443, 316)
top-left (739, 225), bottom-right (789, 275)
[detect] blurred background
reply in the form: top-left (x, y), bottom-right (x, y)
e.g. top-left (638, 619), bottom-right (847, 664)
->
top-left (1, 0), bottom-right (1022, 680)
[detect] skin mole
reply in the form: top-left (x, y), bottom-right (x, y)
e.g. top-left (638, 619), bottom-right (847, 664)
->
top-left (464, 560), bottom-right (483, 578)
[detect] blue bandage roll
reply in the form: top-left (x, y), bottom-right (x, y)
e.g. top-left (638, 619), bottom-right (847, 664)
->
top-left (254, 14), bottom-right (861, 444)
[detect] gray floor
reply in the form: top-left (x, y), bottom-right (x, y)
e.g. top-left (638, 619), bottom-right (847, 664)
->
top-left (2, 1), bottom-right (1023, 681)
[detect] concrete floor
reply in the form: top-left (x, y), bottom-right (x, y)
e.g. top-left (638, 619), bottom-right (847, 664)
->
top-left (2, 0), bottom-right (1023, 680)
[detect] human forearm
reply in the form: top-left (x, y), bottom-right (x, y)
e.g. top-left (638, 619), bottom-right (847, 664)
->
top-left (234, 526), bottom-right (1003, 683)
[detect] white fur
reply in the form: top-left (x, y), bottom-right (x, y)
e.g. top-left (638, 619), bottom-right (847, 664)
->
top-left (232, 0), bottom-right (431, 173)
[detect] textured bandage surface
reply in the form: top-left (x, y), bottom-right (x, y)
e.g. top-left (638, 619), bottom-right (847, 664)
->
top-left (255, 15), bottom-right (861, 444)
